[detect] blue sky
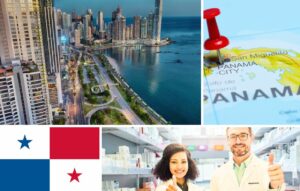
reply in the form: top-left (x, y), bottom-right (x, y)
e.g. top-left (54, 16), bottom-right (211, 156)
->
top-left (54, 0), bottom-right (200, 17)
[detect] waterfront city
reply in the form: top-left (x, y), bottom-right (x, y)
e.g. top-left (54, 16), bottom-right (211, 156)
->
top-left (0, 0), bottom-right (200, 125)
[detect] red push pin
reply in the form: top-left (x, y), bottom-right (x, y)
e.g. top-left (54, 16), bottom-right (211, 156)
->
top-left (204, 8), bottom-right (229, 64)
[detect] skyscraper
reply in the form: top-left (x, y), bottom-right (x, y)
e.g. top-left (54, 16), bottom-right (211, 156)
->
top-left (111, 6), bottom-right (126, 42)
top-left (0, 0), bottom-right (51, 124)
top-left (154, 0), bottom-right (163, 43)
top-left (129, 24), bottom-right (134, 40)
top-left (40, 0), bottom-right (61, 74)
top-left (120, 16), bottom-right (126, 41)
top-left (133, 16), bottom-right (141, 39)
top-left (13, 60), bottom-right (50, 124)
top-left (40, 0), bottom-right (62, 110)
top-left (0, 67), bottom-right (20, 125)
top-left (112, 6), bottom-right (122, 22)
top-left (83, 14), bottom-right (92, 41)
top-left (0, 1), bottom-right (13, 66)
top-left (74, 29), bottom-right (81, 47)
top-left (98, 11), bottom-right (105, 39)
top-left (56, 9), bottom-right (63, 28)
top-left (147, 12), bottom-right (155, 39)
top-left (87, 9), bottom-right (94, 32)
top-left (125, 26), bottom-right (130, 40)
top-left (98, 11), bottom-right (104, 31)
top-left (141, 17), bottom-right (148, 39)
top-left (107, 22), bottom-right (113, 40)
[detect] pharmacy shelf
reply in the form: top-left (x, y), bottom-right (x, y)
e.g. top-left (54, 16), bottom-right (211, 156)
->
top-left (253, 127), bottom-right (275, 138)
top-left (254, 128), bottom-right (300, 155)
top-left (191, 150), bottom-right (229, 159)
top-left (103, 127), bottom-right (164, 152)
top-left (157, 127), bottom-right (181, 142)
top-left (282, 164), bottom-right (300, 173)
top-left (103, 167), bottom-right (152, 176)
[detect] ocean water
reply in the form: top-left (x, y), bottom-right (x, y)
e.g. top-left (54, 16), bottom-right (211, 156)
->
top-left (105, 17), bottom-right (200, 124)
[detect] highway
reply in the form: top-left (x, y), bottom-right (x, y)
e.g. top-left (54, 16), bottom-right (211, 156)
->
top-left (65, 52), bottom-right (85, 124)
top-left (69, 47), bottom-right (144, 124)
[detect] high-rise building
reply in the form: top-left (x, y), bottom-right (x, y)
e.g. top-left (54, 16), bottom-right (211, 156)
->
top-left (120, 16), bottom-right (126, 41)
top-left (56, 9), bottom-right (63, 28)
top-left (71, 11), bottom-right (77, 21)
top-left (74, 29), bottom-right (81, 47)
top-left (98, 11), bottom-right (104, 31)
top-left (106, 22), bottom-right (113, 40)
top-left (147, 12), bottom-right (155, 39)
top-left (111, 6), bottom-right (125, 42)
top-left (133, 16), bottom-right (141, 39)
top-left (98, 11), bottom-right (105, 39)
top-left (55, 9), bottom-right (63, 51)
top-left (61, 12), bottom-right (71, 45)
top-left (125, 26), bottom-right (130, 41)
top-left (40, 1), bottom-right (60, 74)
top-left (141, 17), bottom-right (148, 39)
top-left (112, 19), bottom-right (119, 40)
top-left (0, 1), bottom-right (13, 66)
top-left (13, 60), bottom-right (50, 125)
top-left (87, 9), bottom-right (94, 29)
top-left (129, 24), bottom-right (134, 40)
top-left (154, 0), bottom-right (163, 42)
top-left (47, 74), bottom-right (61, 109)
top-left (83, 14), bottom-right (91, 41)
top-left (0, 67), bottom-right (20, 125)
top-left (88, 26), bottom-right (92, 40)
top-left (0, 0), bottom-right (51, 124)
top-left (112, 6), bottom-right (122, 22)
top-left (39, 1), bottom-right (62, 110)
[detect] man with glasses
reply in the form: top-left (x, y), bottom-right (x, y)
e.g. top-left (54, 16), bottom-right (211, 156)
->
top-left (210, 127), bottom-right (285, 191)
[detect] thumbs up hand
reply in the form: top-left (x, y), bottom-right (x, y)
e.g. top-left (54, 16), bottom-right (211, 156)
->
top-left (166, 175), bottom-right (179, 191)
top-left (268, 153), bottom-right (284, 189)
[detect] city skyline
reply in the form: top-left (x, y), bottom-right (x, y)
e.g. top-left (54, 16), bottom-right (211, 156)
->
top-left (54, 0), bottom-right (200, 17)
top-left (0, 0), bottom-right (199, 125)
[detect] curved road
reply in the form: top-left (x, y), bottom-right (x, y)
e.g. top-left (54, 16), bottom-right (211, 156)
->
top-left (78, 51), bottom-right (144, 125)
top-left (91, 54), bottom-right (144, 125)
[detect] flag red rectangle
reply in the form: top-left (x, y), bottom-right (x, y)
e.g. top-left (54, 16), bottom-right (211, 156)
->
top-left (50, 127), bottom-right (100, 159)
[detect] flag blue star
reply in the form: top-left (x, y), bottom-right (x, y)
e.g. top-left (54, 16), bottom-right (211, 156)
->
top-left (18, 135), bottom-right (32, 149)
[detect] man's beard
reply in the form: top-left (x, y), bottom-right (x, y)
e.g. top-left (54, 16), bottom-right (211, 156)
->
top-left (231, 144), bottom-right (249, 157)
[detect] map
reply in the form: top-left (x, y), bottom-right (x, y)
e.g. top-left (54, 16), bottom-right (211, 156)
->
top-left (203, 0), bottom-right (300, 124)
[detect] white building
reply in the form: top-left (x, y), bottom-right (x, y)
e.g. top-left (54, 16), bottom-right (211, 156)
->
top-left (154, 0), bottom-right (163, 43)
top-left (0, 0), bottom-right (52, 124)
top-left (13, 60), bottom-right (50, 124)
top-left (0, 67), bottom-right (20, 125)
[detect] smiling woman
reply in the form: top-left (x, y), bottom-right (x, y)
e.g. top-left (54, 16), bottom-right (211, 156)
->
top-left (153, 143), bottom-right (203, 191)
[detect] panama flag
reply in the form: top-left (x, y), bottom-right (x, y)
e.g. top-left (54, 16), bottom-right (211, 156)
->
top-left (0, 126), bottom-right (101, 191)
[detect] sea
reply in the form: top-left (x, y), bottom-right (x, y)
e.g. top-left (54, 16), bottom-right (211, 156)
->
top-left (104, 17), bottom-right (200, 124)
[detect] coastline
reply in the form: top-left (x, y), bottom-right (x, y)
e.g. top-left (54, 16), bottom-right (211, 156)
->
top-left (100, 53), bottom-right (168, 124)
top-left (106, 56), bottom-right (121, 74)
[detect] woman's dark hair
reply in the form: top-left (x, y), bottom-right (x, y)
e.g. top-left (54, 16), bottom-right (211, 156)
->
top-left (153, 143), bottom-right (199, 181)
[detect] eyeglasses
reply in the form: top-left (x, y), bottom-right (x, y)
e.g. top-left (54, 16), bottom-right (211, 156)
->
top-left (228, 133), bottom-right (249, 142)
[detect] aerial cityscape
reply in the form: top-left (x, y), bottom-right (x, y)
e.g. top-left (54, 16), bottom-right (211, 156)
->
top-left (0, 0), bottom-right (200, 125)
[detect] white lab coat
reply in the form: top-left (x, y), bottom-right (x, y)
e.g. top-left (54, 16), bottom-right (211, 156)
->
top-left (210, 154), bottom-right (286, 191)
top-left (155, 179), bottom-right (203, 191)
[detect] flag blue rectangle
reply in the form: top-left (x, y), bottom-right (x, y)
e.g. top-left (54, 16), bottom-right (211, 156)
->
top-left (0, 159), bottom-right (50, 191)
